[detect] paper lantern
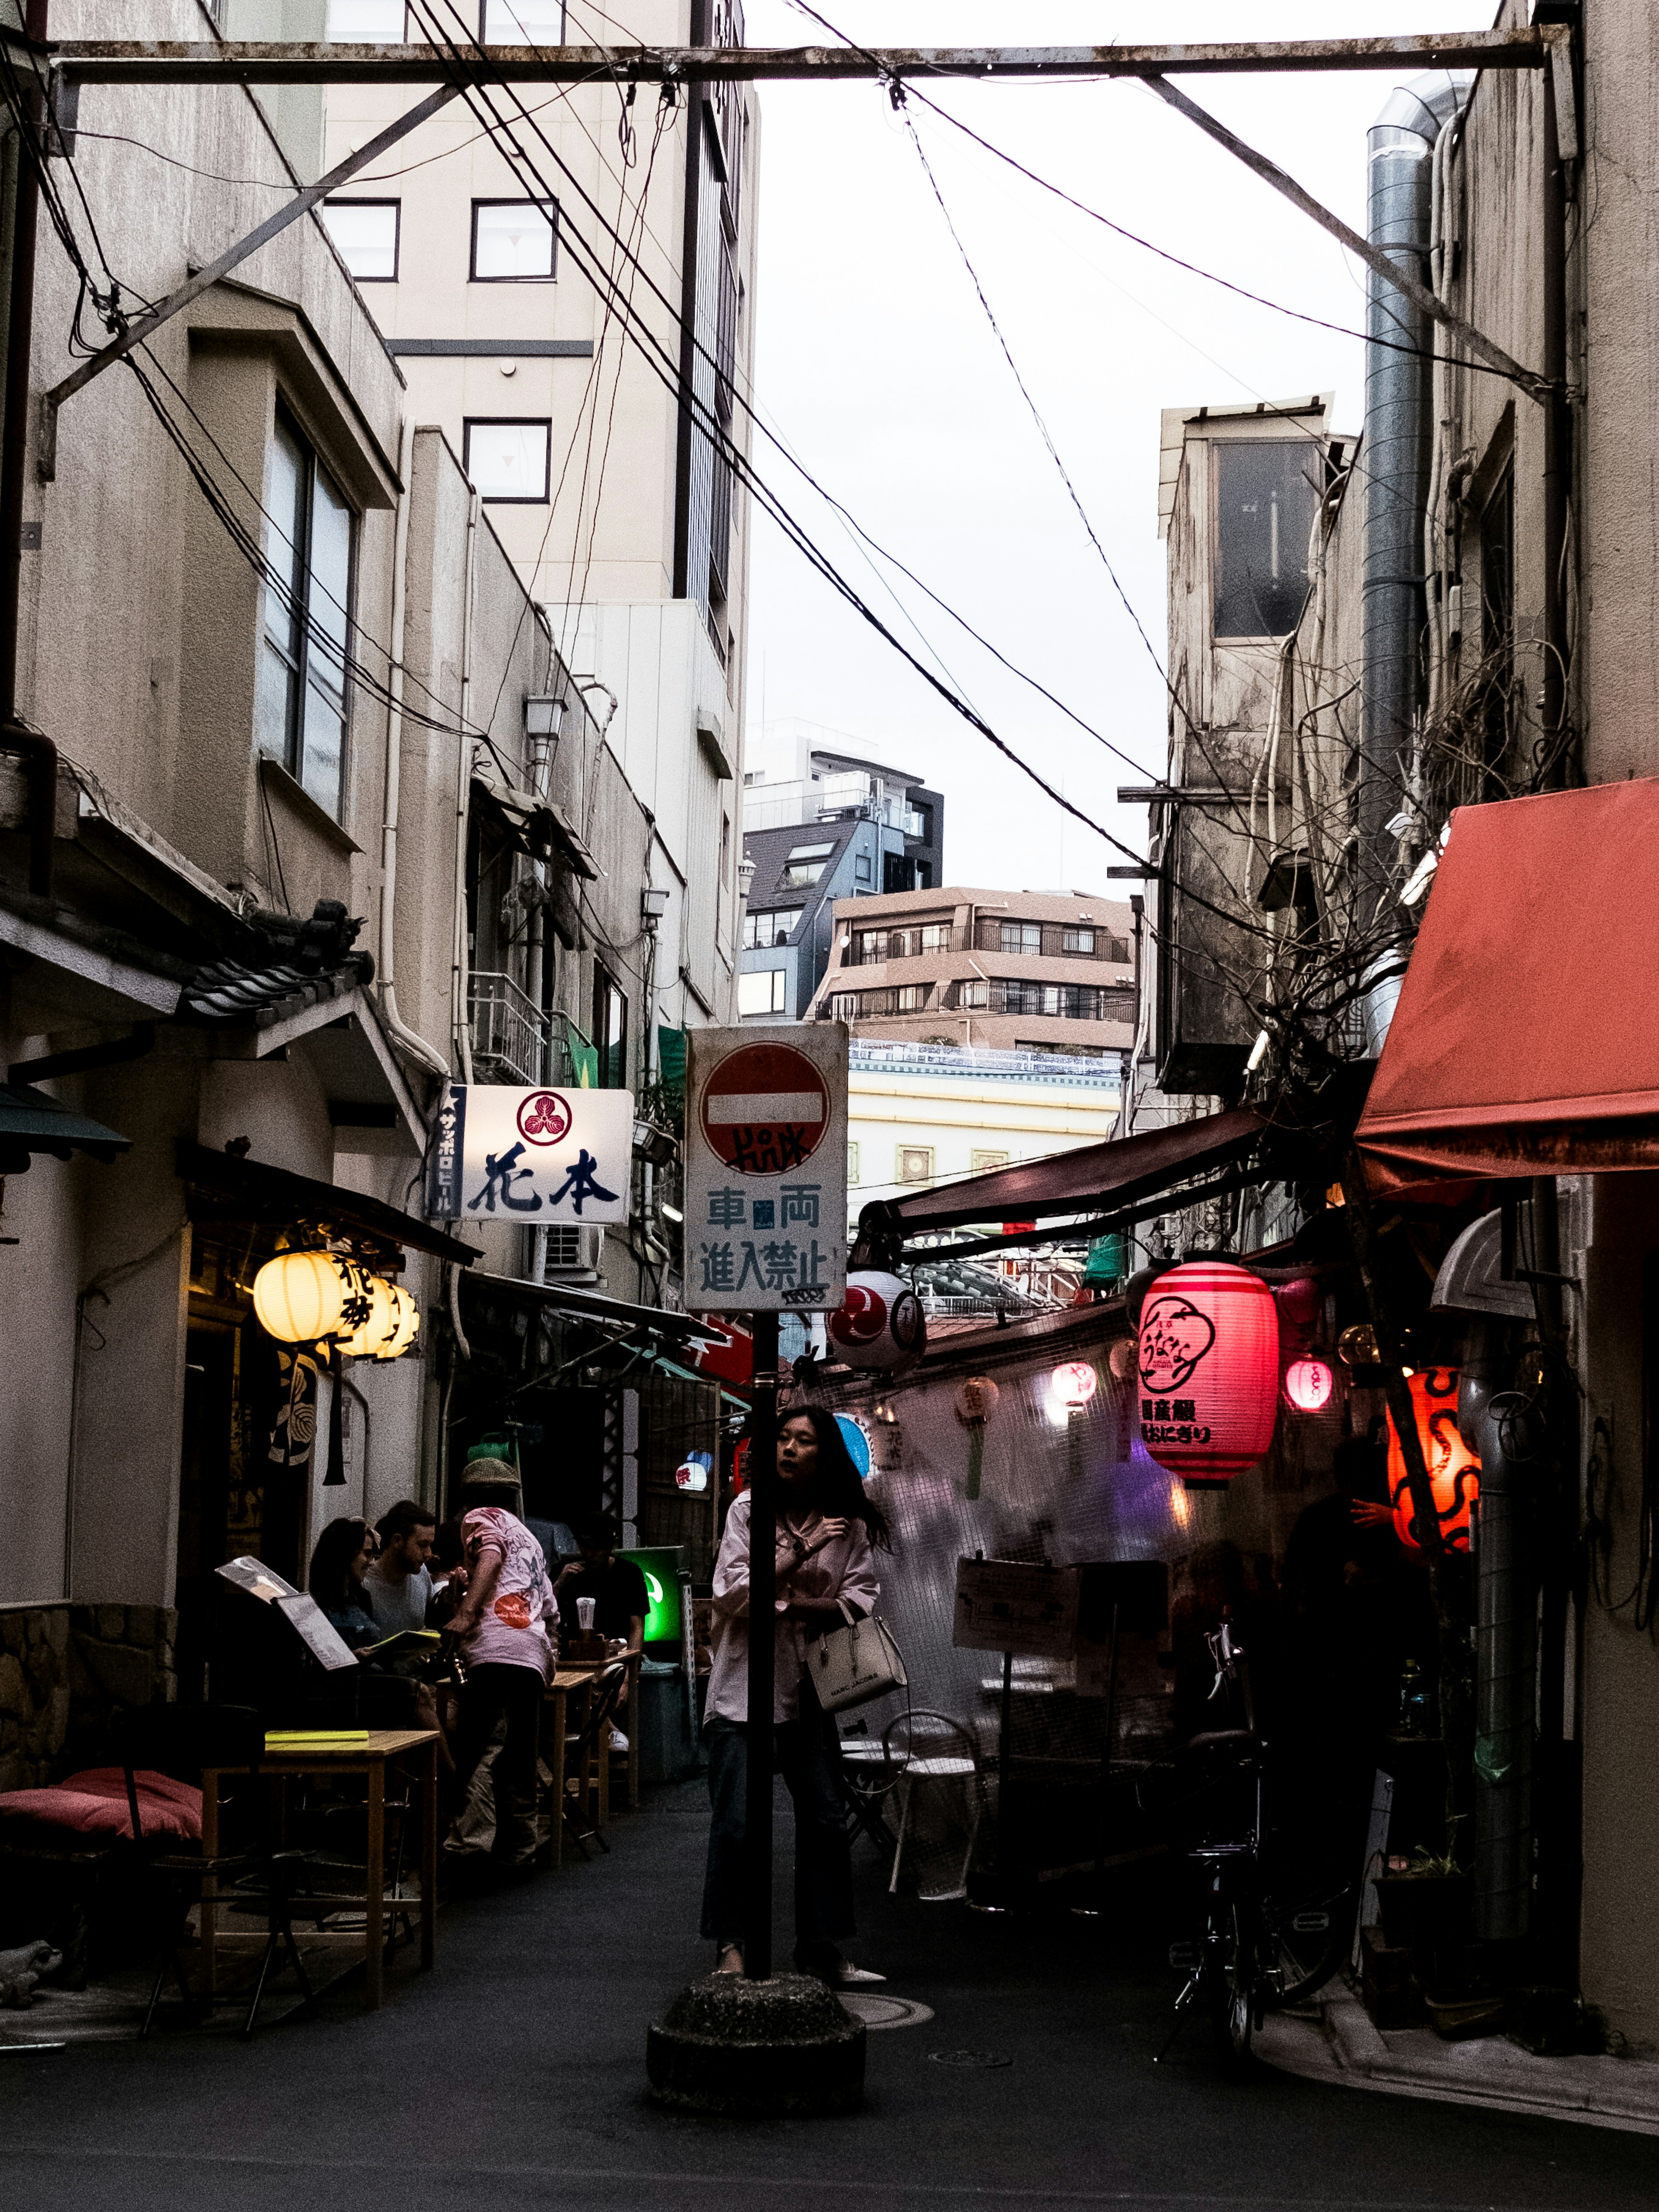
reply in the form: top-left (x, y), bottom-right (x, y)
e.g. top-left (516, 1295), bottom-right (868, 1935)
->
top-left (374, 1282), bottom-right (420, 1360)
top-left (1137, 1261), bottom-right (1279, 1489)
top-left (1387, 1369), bottom-right (1479, 1552)
top-left (826, 1271), bottom-right (925, 1371)
top-left (955, 1375), bottom-right (1001, 1501)
top-left (252, 1250), bottom-right (352, 1344)
top-left (1051, 1360), bottom-right (1098, 1411)
top-left (1284, 1356), bottom-right (1335, 1413)
top-left (834, 1413), bottom-right (873, 1480)
top-left (675, 1450), bottom-right (712, 1493)
top-left (336, 1273), bottom-right (396, 1359)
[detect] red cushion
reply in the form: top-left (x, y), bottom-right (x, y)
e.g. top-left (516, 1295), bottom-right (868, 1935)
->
top-left (0, 1767), bottom-right (203, 1842)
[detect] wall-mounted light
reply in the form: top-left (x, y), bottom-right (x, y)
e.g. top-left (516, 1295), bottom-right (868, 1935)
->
top-left (737, 856), bottom-right (757, 898)
top-left (660, 1200), bottom-right (684, 1224)
top-left (641, 886), bottom-right (670, 929)
top-left (523, 694), bottom-right (565, 739)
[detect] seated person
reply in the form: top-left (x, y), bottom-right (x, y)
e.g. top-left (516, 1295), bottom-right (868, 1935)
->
top-left (363, 1499), bottom-right (437, 1642)
top-left (555, 1516), bottom-right (648, 1741)
top-left (308, 1517), bottom-right (381, 1649)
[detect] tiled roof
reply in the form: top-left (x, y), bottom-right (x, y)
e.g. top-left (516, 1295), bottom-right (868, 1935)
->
top-left (181, 953), bottom-right (374, 1028)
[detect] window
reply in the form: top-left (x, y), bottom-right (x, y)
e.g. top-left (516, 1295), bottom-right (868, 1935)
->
top-left (256, 407), bottom-right (354, 818)
top-left (919, 922), bottom-right (950, 954)
top-left (897, 1147), bottom-right (934, 1184)
top-left (999, 921), bottom-right (1042, 954)
top-left (962, 980), bottom-right (1134, 1021)
top-left (738, 970), bottom-right (787, 1016)
top-left (742, 909), bottom-right (795, 950)
top-left (463, 418), bottom-right (551, 503)
top-left (327, 0), bottom-right (405, 35)
top-left (784, 839), bottom-right (836, 887)
top-left (855, 854), bottom-right (872, 882)
top-left (958, 978), bottom-right (988, 1009)
top-left (597, 967), bottom-right (628, 1088)
top-left (321, 198), bottom-right (399, 281)
top-left (1214, 440), bottom-right (1319, 638)
top-left (483, 0), bottom-right (566, 38)
top-left (847, 1140), bottom-right (861, 1186)
top-left (1062, 927), bottom-right (1095, 955)
top-left (896, 985), bottom-right (928, 1012)
top-left (829, 993), bottom-right (860, 1021)
top-left (470, 198), bottom-right (558, 282)
top-left (970, 1149), bottom-right (1010, 1172)
top-left (545, 1222), bottom-right (582, 1267)
top-left (852, 929), bottom-right (886, 965)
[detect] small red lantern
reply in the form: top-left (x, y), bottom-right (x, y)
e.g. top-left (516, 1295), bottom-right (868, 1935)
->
top-left (1387, 1369), bottom-right (1479, 1551)
top-left (1283, 1356), bottom-right (1335, 1413)
top-left (1137, 1261), bottom-right (1279, 1489)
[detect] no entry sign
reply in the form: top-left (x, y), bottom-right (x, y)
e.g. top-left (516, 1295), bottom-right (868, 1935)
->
top-left (685, 1025), bottom-right (849, 1312)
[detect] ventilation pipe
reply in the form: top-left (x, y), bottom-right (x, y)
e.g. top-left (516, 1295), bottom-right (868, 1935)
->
top-left (1358, 76), bottom-right (1468, 927)
top-left (1458, 1316), bottom-right (1534, 1945)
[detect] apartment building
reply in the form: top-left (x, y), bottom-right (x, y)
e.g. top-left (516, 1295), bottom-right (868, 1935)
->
top-left (806, 887), bottom-right (1137, 1058)
top-left (737, 737), bottom-right (944, 1020)
top-left (307, 0), bottom-right (757, 1042)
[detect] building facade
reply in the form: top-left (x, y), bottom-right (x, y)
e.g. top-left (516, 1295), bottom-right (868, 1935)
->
top-left (805, 886), bottom-right (1136, 1060)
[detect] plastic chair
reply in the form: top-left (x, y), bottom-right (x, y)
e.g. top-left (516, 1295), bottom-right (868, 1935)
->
top-left (880, 1709), bottom-right (985, 1902)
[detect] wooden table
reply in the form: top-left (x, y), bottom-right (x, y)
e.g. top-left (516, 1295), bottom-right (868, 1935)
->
top-left (542, 1652), bottom-right (641, 1863)
top-left (543, 1666), bottom-right (602, 1870)
top-left (200, 1728), bottom-right (440, 2011)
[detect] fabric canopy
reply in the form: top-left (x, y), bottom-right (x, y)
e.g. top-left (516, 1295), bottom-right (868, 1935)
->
top-left (1357, 777), bottom-right (1659, 1189)
top-left (871, 1102), bottom-right (1274, 1238)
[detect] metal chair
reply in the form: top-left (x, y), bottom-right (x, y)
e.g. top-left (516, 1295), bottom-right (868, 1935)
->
top-left (115, 1704), bottom-right (321, 2039)
top-left (559, 1665), bottom-right (627, 1859)
top-left (835, 1732), bottom-right (902, 1865)
top-left (881, 1709), bottom-right (985, 1902)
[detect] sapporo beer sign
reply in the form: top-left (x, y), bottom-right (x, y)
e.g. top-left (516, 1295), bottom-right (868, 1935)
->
top-left (685, 1025), bottom-right (849, 1312)
top-left (426, 1082), bottom-right (633, 1226)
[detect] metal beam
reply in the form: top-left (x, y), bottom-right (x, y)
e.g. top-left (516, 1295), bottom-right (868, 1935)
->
top-left (37, 83), bottom-right (458, 477)
top-left (48, 30), bottom-right (1551, 87)
top-left (1143, 76), bottom-right (1552, 404)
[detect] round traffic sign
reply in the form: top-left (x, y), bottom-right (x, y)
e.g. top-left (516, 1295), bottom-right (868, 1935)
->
top-left (699, 1041), bottom-right (830, 1176)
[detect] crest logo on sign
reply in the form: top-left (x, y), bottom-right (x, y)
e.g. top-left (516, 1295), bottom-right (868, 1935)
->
top-left (517, 1091), bottom-right (573, 1146)
top-left (1138, 1293), bottom-right (1217, 1394)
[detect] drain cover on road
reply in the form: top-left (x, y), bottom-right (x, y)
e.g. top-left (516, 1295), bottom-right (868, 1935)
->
top-left (840, 1993), bottom-right (935, 2030)
top-left (928, 2048), bottom-right (1013, 2068)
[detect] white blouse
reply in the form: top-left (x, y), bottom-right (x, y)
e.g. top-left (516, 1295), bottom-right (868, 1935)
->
top-left (706, 1492), bottom-right (883, 1725)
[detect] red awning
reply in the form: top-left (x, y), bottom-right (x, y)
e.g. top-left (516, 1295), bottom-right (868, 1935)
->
top-left (1357, 777), bottom-right (1659, 1190)
top-left (875, 1103), bottom-right (1274, 1237)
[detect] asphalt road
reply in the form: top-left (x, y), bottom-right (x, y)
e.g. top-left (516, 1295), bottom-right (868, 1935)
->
top-left (6, 1778), bottom-right (1655, 2212)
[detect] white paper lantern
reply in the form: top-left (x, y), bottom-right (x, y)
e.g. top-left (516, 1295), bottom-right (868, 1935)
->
top-left (825, 1271), bottom-right (925, 1371)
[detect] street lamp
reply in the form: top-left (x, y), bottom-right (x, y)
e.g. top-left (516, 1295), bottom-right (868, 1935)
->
top-left (641, 886), bottom-right (670, 929)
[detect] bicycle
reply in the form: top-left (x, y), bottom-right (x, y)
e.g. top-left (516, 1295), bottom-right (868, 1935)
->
top-left (1155, 1617), bottom-right (1354, 2070)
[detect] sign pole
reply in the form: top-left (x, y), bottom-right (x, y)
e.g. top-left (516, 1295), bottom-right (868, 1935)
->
top-left (744, 1308), bottom-right (779, 1980)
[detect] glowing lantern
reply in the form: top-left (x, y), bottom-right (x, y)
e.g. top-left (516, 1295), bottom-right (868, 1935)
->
top-left (336, 1273), bottom-right (396, 1359)
top-left (1051, 1361), bottom-right (1099, 1411)
top-left (826, 1271), bottom-right (925, 1372)
top-left (252, 1250), bottom-right (352, 1344)
top-left (1284, 1356), bottom-right (1335, 1413)
top-left (675, 1450), bottom-right (712, 1494)
top-left (1136, 1261), bottom-right (1279, 1490)
top-left (954, 1374), bottom-right (1001, 1501)
top-left (374, 1282), bottom-right (420, 1360)
top-left (1386, 1369), bottom-right (1479, 1552)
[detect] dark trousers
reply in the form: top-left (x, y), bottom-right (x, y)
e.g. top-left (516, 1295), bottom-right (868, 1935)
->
top-left (701, 1687), bottom-right (854, 1954)
top-left (450, 1661), bottom-right (543, 1866)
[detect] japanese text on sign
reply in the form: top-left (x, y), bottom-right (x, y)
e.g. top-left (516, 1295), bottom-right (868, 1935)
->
top-left (685, 1027), bottom-right (849, 1312)
top-left (425, 1083), bottom-right (633, 1225)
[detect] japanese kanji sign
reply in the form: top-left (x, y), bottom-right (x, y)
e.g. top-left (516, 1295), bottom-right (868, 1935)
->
top-left (426, 1082), bottom-right (633, 1225)
top-left (685, 1025), bottom-right (849, 1311)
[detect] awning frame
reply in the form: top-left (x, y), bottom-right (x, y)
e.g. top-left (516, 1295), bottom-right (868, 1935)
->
top-left (177, 1139), bottom-right (481, 1267)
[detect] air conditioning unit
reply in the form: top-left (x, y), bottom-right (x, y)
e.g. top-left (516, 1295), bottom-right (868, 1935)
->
top-left (544, 1223), bottom-right (602, 1279)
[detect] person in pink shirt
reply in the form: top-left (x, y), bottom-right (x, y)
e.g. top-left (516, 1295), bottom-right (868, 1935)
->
top-left (441, 1459), bottom-right (558, 1878)
top-left (702, 1405), bottom-right (889, 1986)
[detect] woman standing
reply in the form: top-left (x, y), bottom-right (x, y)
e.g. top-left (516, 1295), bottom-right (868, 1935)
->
top-left (702, 1405), bottom-right (890, 1986)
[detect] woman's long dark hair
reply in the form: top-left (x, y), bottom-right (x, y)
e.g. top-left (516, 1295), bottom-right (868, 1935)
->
top-left (308, 1516), bottom-right (370, 1611)
top-left (781, 1406), bottom-right (891, 1550)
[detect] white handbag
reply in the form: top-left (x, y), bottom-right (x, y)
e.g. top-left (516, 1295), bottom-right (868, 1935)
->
top-left (808, 1602), bottom-right (908, 1714)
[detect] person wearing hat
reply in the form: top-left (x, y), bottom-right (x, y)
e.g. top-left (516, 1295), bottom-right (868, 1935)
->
top-left (441, 1458), bottom-right (558, 1877)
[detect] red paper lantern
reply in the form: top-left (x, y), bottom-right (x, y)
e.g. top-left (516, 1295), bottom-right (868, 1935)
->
top-left (1050, 1360), bottom-right (1099, 1410)
top-left (1283, 1356), bottom-right (1335, 1413)
top-left (1386, 1369), bottom-right (1479, 1551)
top-left (1137, 1261), bottom-right (1279, 1489)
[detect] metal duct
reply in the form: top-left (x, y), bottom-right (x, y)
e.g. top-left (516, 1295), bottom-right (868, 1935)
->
top-left (1458, 1318), bottom-right (1534, 1945)
top-left (1358, 76), bottom-right (1468, 917)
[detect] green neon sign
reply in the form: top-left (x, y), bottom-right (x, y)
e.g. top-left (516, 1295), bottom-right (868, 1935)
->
top-left (619, 1547), bottom-right (684, 1646)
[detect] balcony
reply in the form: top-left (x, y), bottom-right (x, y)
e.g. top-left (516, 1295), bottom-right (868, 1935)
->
top-left (468, 971), bottom-right (550, 1088)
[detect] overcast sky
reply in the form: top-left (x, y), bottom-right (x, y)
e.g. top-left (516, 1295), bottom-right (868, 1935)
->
top-left (738, 0), bottom-right (1491, 894)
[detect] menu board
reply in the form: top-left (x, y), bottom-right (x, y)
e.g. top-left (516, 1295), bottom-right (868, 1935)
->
top-left (952, 1558), bottom-right (1079, 1658)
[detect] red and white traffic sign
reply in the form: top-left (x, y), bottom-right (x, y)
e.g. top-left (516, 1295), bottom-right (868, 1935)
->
top-left (699, 1039), bottom-right (831, 1176)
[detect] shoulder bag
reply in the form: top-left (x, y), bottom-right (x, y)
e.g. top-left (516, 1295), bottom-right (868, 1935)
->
top-left (808, 1601), bottom-right (907, 1714)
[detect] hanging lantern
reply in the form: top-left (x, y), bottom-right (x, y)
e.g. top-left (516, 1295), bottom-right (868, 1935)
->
top-left (825, 1271), bottom-right (925, 1371)
top-left (954, 1375), bottom-right (1001, 1501)
top-left (373, 1282), bottom-right (420, 1360)
top-left (252, 1250), bottom-right (353, 1345)
top-left (834, 1413), bottom-right (873, 1480)
top-left (675, 1450), bottom-right (712, 1493)
top-left (1137, 1261), bottom-right (1279, 1490)
top-left (1337, 1321), bottom-right (1381, 1368)
top-left (1108, 1338), bottom-right (1137, 1382)
top-left (1387, 1369), bottom-right (1479, 1552)
top-left (1050, 1360), bottom-right (1099, 1411)
top-left (1275, 1276), bottom-right (1323, 1330)
top-left (336, 1273), bottom-right (397, 1359)
top-left (1284, 1356), bottom-right (1335, 1413)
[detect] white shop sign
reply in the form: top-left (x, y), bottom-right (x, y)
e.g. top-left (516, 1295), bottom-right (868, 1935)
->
top-left (426, 1082), bottom-right (633, 1225)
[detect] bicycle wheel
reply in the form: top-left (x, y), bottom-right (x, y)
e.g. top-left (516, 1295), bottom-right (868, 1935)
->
top-left (1207, 1900), bottom-right (1256, 2066)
